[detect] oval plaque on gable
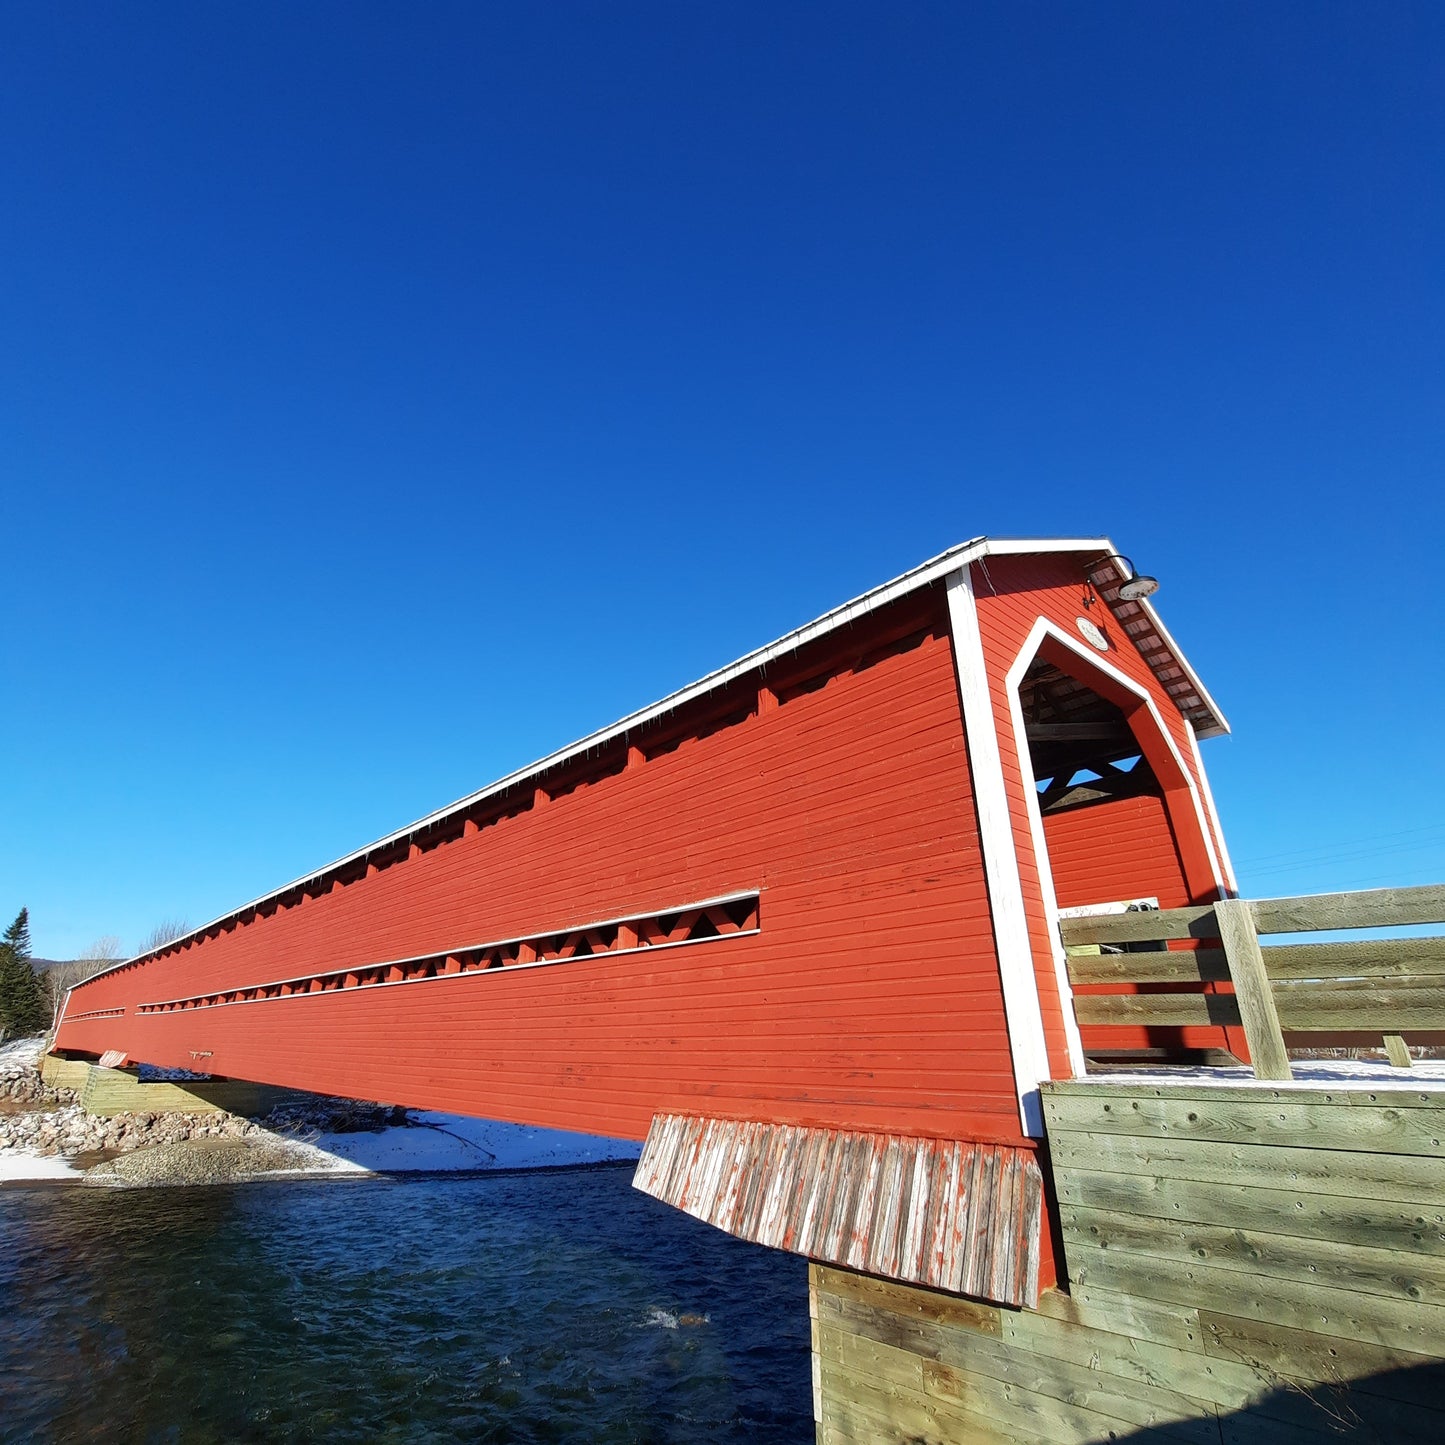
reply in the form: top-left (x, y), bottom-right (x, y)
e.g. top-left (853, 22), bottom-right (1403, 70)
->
top-left (1076, 615), bottom-right (1109, 651)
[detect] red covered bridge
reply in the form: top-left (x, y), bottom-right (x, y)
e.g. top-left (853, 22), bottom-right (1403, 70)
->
top-left (55, 537), bottom-right (1235, 1306)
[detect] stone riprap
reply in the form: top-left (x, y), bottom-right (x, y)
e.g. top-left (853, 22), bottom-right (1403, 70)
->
top-left (2, 1045), bottom-right (402, 1184)
top-left (1, 1100), bottom-right (264, 1158)
top-left (88, 1136), bottom-right (340, 1186)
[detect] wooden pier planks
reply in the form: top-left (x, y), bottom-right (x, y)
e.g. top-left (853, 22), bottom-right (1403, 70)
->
top-left (1044, 1082), bottom-right (1445, 1342)
top-left (812, 1079), bottom-right (1445, 1442)
top-left (74, 1063), bottom-right (282, 1118)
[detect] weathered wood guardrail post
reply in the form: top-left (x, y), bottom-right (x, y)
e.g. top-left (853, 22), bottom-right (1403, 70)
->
top-left (1214, 898), bottom-right (1292, 1080)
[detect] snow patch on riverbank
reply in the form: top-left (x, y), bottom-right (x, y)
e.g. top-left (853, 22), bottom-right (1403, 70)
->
top-left (0, 1037), bottom-right (45, 1069)
top-left (0, 1152), bottom-right (81, 1182)
top-left (3, 1062), bottom-right (639, 1187)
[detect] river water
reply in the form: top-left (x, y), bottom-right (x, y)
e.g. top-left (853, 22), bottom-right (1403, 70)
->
top-left (0, 1164), bottom-right (813, 1443)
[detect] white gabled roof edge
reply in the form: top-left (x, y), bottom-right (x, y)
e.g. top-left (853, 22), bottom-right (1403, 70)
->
top-left (1133, 596), bottom-right (1231, 740)
top-left (85, 534), bottom-right (1224, 981)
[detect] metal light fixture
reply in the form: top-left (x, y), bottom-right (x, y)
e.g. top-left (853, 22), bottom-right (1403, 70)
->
top-left (1092, 553), bottom-right (1160, 601)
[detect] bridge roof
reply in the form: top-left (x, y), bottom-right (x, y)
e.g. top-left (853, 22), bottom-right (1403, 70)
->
top-left (100, 535), bottom-right (1225, 976)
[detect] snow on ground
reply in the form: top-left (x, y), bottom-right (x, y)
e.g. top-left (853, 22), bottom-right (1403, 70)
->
top-left (0, 1036), bottom-right (46, 1069)
top-left (1089, 1057), bottom-right (1445, 1089)
top-left (0, 1105), bottom-right (639, 1185)
top-left (0, 1152), bottom-right (81, 1183)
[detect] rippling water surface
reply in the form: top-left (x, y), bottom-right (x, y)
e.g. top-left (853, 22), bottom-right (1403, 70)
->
top-left (0, 1164), bottom-right (812, 1442)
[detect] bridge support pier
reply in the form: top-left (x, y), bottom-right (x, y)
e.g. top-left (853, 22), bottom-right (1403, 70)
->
top-left (809, 1078), bottom-right (1445, 1443)
top-left (42, 1055), bottom-right (282, 1118)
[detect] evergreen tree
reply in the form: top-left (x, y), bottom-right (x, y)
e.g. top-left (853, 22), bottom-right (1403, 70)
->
top-left (4, 907), bottom-right (32, 961)
top-left (0, 907), bottom-right (48, 1040)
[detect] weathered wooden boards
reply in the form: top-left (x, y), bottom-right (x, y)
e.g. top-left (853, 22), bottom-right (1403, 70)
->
top-left (39, 1054), bottom-right (94, 1093)
top-left (813, 1262), bottom-right (1245, 1444)
top-left (1213, 899), bottom-right (1293, 1079)
top-left (1061, 885), bottom-right (1445, 950)
top-left (812, 1079), bottom-right (1445, 1443)
top-left (1060, 882), bottom-right (1445, 1074)
top-left (633, 1114), bottom-right (1044, 1307)
top-left (1069, 937), bottom-right (1445, 987)
top-left (1047, 1080), bottom-right (1445, 1441)
top-left (1072, 978), bottom-right (1445, 1030)
top-left (1251, 885), bottom-right (1445, 935)
top-left (72, 1062), bottom-right (281, 1118)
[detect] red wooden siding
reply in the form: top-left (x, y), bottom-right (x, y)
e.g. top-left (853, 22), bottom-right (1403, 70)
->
top-left (1043, 792), bottom-right (1190, 915)
top-left (58, 595), bottom-right (1029, 1147)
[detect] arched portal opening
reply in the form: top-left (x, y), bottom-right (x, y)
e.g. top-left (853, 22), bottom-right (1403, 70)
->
top-left (1020, 656), bottom-right (1189, 913)
top-left (1013, 635), bottom-right (1236, 1066)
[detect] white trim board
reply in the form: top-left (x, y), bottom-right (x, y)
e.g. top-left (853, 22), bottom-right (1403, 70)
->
top-left (1132, 596), bottom-right (1231, 740)
top-left (134, 929), bottom-right (766, 1016)
top-left (1001, 621), bottom-right (1090, 1083)
top-left (1187, 720), bottom-right (1238, 894)
top-left (135, 888), bottom-right (762, 1008)
top-left (944, 568), bottom-right (1052, 1137)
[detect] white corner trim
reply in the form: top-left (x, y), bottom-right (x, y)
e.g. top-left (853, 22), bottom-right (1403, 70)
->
top-left (1186, 721), bottom-right (1238, 894)
top-left (945, 568), bottom-right (1052, 1136)
top-left (1002, 623), bottom-right (1089, 1082)
top-left (1010, 621), bottom-right (1228, 898)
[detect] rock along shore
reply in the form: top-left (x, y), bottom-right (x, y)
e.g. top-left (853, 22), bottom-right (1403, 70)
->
top-left (4, 1040), bottom-right (440, 1185)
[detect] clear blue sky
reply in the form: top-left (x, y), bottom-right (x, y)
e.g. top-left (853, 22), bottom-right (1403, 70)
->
top-left (3, 3), bottom-right (1441, 959)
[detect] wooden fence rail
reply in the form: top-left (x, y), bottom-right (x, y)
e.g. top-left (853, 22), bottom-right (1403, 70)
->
top-left (1058, 883), bottom-right (1445, 1080)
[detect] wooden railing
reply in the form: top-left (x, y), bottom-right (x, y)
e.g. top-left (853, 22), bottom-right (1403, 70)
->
top-left (1058, 884), bottom-right (1445, 1079)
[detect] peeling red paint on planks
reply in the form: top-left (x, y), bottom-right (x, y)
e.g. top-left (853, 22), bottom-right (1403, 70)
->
top-left (632, 1113), bottom-right (1043, 1307)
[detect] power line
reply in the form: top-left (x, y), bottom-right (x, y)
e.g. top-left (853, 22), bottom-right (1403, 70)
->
top-left (1231, 820), bottom-right (1445, 861)
top-left (1243, 838), bottom-right (1445, 882)
top-left (1244, 864), bottom-right (1445, 895)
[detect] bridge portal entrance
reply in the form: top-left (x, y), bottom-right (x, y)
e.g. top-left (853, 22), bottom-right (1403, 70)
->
top-left (1011, 635), bottom-right (1236, 1065)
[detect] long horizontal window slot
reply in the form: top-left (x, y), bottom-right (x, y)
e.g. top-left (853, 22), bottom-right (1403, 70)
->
top-left (134, 891), bottom-right (761, 1016)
